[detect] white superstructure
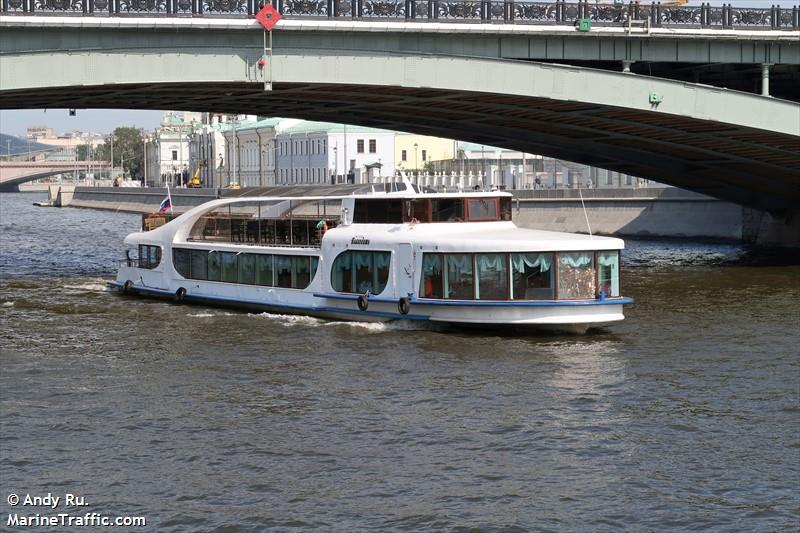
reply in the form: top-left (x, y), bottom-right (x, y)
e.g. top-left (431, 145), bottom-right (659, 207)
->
top-left (110, 184), bottom-right (632, 333)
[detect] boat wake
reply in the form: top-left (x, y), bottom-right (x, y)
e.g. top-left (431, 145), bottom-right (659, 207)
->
top-left (61, 279), bottom-right (110, 292)
top-left (247, 311), bottom-right (441, 333)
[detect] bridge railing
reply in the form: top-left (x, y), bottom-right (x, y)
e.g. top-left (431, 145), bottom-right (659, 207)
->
top-left (2, 0), bottom-right (798, 30)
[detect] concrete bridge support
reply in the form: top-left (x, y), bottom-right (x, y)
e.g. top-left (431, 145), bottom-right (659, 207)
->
top-left (743, 209), bottom-right (800, 248)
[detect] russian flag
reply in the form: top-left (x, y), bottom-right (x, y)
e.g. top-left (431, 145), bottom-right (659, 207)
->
top-left (158, 196), bottom-right (171, 214)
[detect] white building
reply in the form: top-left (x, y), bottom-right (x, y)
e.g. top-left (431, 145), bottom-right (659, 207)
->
top-left (145, 111), bottom-right (205, 187)
top-left (276, 121), bottom-right (396, 185)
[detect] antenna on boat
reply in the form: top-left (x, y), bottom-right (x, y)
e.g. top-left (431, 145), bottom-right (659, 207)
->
top-left (577, 182), bottom-right (593, 237)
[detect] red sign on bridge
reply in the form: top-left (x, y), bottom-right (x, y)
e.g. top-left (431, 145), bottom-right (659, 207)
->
top-left (256, 4), bottom-right (282, 31)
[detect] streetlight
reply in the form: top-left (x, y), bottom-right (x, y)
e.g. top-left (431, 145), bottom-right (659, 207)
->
top-left (142, 134), bottom-right (148, 187)
top-left (333, 145), bottom-right (338, 184)
top-left (413, 143), bottom-right (418, 178)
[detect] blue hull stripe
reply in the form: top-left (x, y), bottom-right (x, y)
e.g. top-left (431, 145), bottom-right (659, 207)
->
top-left (314, 290), bottom-right (633, 307)
top-left (108, 281), bottom-right (430, 321)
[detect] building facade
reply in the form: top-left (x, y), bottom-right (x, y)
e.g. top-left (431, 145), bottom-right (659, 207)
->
top-left (146, 111), bottom-right (204, 187)
top-left (394, 133), bottom-right (456, 176)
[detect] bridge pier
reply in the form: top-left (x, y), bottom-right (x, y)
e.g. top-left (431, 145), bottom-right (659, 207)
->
top-left (761, 63), bottom-right (772, 97)
top-left (622, 60), bottom-right (633, 73)
top-left (742, 208), bottom-right (800, 248)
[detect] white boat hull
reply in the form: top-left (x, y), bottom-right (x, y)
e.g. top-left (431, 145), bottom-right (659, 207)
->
top-left (110, 268), bottom-right (629, 334)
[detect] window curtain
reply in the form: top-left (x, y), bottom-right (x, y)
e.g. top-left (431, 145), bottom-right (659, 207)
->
top-left (446, 254), bottom-right (472, 274)
top-left (559, 252), bottom-right (593, 268)
top-left (511, 253), bottom-right (552, 273)
top-left (353, 252), bottom-right (372, 269)
top-left (476, 254), bottom-right (504, 271)
top-left (422, 254), bottom-right (441, 275)
top-left (374, 252), bottom-right (391, 270)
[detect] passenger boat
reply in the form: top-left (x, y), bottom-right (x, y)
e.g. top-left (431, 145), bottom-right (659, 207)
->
top-left (109, 183), bottom-right (632, 333)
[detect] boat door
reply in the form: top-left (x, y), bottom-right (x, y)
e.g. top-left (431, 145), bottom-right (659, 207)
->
top-left (395, 243), bottom-right (416, 298)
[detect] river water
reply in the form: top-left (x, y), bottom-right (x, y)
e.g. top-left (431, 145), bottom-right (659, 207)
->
top-left (1, 192), bottom-right (798, 531)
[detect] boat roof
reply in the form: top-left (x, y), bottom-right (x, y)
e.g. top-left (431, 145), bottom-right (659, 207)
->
top-left (207, 190), bottom-right (512, 206)
top-left (332, 221), bottom-right (624, 252)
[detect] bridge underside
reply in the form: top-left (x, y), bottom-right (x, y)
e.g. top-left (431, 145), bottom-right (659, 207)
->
top-left (0, 169), bottom-right (83, 190)
top-left (2, 80), bottom-right (798, 212)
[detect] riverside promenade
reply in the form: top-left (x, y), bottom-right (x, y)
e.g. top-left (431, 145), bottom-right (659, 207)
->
top-left (47, 185), bottom-right (746, 242)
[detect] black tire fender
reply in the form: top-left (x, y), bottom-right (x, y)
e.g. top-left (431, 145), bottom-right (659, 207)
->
top-left (357, 294), bottom-right (369, 311)
top-left (123, 280), bottom-right (134, 294)
top-left (175, 287), bottom-right (187, 303)
top-left (398, 297), bottom-right (410, 316)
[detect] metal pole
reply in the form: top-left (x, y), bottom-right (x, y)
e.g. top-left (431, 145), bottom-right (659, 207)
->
top-left (232, 115), bottom-right (238, 187)
top-left (110, 135), bottom-right (114, 181)
top-left (761, 63), bottom-right (771, 96)
top-left (179, 123), bottom-right (183, 187)
top-left (343, 124), bottom-right (347, 182)
top-left (264, 29), bottom-right (274, 92)
top-left (143, 135), bottom-right (147, 187)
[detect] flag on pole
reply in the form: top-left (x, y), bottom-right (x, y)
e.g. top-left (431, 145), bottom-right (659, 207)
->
top-left (158, 196), bottom-right (171, 214)
top-left (159, 184), bottom-right (174, 215)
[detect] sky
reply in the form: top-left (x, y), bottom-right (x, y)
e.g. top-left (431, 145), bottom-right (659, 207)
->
top-left (0, 109), bottom-right (166, 137)
top-left (0, 0), bottom-right (774, 138)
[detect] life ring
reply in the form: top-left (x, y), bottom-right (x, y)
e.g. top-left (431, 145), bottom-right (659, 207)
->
top-left (357, 294), bottom-right (369, 311)
top-left (123, 280), bottom-right (133, 294)
top-left (398, 297), bottom-right (410, 316)
top-left (175, 287), bottom-right (187, 303)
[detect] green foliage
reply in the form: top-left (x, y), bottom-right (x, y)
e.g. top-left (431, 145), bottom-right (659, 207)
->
top-left (93, 127), bottom-right (144, 179)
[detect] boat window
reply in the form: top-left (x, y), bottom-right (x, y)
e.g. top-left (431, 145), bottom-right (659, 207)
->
top-left (558, 252), bottom-right (595, 299)
top-left (138, 245), bottom-right (162, 269)
top-left (256, 254), bottom-right (274, 286)
top-left (191, 250), bottom-right (208, 280)
top-left (374, 253), bottom-right (390, 294)
top-left (221, 252), bottom-right (239, 283)
top-left (420, 254), bottom-right (444, 298)
top-left (353, 252), bottom-right (373, 293)
top-left (597, 251), bottom-right (620, 297)
top-left (332, 251), bottom-right (353, 293)
top-left (500, 197), bottom-right (512, 221)
top-left (331, 250), bottom-right (391, 294)
top-left (187, 200), bottom-right (340, 247)
top-left (511, 253), bottom-right (554, 300)
top-left (353, 199), bottom-right (404, 224)
top-left (475, 253), bottom-right (508, 299)
top-left (431, 199), bottom-right (464, 222)
top-left (293, 256), bottom-right (311, 288)
top-left (466, 198), bottom-right (498, 221)
top-left (445, 254), bottom-right (474, 299)
top-left (239, 253), bottom-right (256, 285)
top-left (412, 199), bottom-right (431, 222)
top-left (173, 248), bottom-right (190, 278)
top-left (275, 256), bottom-right (293, 288)
top-left (170, 248), bottom-right (317, 289)
top-left (207, 251), bottom-right (222, 282)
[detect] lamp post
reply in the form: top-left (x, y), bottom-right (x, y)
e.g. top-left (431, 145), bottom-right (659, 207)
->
top-left (413, 143), bottom-right (418, 178)
top-left (481, 144), bottom-right (486, 190)
top-left (333, 145), bottom-right (338, 184)
top-left (143, 134), bottom-right (148, 187)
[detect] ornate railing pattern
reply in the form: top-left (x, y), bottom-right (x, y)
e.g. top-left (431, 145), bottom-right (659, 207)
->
top-left (2, 0), bottom-right (798, 30)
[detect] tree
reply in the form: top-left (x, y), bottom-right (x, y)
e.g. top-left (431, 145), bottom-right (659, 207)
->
top-left (94, 127), bottom-right (144, 179)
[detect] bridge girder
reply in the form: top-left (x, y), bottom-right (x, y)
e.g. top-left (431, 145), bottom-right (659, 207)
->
top-left (0, 44), bottom-right (798, 211)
